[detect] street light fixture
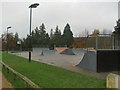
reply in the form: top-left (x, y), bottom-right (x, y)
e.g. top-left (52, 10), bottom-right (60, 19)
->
top-left (7, 26), bottom-right (12, 53)
top-left (28, 3), bottom-right (39, 62)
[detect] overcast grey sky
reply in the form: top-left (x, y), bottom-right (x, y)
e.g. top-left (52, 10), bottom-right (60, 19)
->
top-left (1, 1), bottom-right (118, 38)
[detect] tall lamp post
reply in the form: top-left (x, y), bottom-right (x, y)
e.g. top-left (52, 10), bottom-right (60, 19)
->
top-left (28, 3), bottom-right (39, 62)
top-left (7, 26), bottom-right (12, 53)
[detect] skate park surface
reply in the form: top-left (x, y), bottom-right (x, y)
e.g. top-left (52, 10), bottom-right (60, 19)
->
top-left (13, 48), bottom-right (110, 79)
top-left (14, 48), bottom-right (85, 68)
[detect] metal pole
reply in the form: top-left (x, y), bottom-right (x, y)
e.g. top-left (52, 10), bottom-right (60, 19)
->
top-left (113, 34), bottom-right (115, 49)
top-left (30, 8), bottom-right (32, 36)
top-left (7, 28), bottom-right (8, 53)
top-left (6, 27), bottom-right (11, 53)
top-left (86, 35), bottom-right (88, 52)
top-left (29, 8), bottom-right (32, 62)
top-left (96, 34), bottom-right (98, 50)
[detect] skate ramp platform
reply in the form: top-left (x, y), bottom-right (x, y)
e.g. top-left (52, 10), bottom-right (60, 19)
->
top-left (76, 50), bottom-right (120, 72)
top-left (72, 48), bottom-right (86, 55)
top-left (60, 49), bottom-right (75, 55)
top-left (33, 48), bottom-right (57, 55)
top-left (33, 48), bottom-right (49, 52)
top-left (33, 48), bottom-right (85, 55)
top-left (60, 48), bottom-right (86, 55)
top-left (55, 47), bottom-right (67, 53)
top-left (76, 50), bottom-right (97, 72)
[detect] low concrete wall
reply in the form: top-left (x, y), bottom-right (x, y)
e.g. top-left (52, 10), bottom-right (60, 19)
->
top-left (106, 73), bottom-right (120, 89)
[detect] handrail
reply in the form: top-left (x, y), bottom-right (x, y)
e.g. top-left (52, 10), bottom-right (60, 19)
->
top-left (1, 61), bottom-right (40, 88)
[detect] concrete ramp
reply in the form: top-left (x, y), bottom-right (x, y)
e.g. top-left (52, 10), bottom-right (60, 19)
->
top-left (72, 48), bottom-right (86, 55)
top-left (76, 50), bottom-right (97, 72)
top-left (42, 50), bottom-right (56, 55)
top-left (55, 47), bottom-right (67, 53)
top-left (33, 48), bottom-right (57, 55)
top-left (60, 49), bottom-right (75, 55)
top-left (33, 48), bottom-right (49, 53)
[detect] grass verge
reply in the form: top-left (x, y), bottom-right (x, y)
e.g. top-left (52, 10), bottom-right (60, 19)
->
top-left (3, 67), bottom-right (26, 88)
top-left (2, 52), bottom-right (106, 88)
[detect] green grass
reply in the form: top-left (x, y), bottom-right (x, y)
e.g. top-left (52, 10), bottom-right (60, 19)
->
top-left (0, 51), bottom-right (2, 72)
top-left (3, 68), bottom-right (26, 88)
top-left (2, 52), bottom-right (106, 88)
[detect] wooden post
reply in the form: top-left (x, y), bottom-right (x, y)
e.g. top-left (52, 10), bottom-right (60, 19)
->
top-left (3, 64), bottom-right (5, 68)
top-left (25, 81), bottom-right (29, 88)
top-left (7, 68), bottom-right (9, 73)
top-left (13, 73), bottom-right (16, 80)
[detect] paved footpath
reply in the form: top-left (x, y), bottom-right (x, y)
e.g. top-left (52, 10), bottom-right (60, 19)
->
top-left (0, 72), bottom-right (13, 88)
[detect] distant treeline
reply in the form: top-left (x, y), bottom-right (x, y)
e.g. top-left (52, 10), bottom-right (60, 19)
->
top-left (2, 23), bottom-right (74, 51)
top-left (2, 19), bottom-right (120, 51)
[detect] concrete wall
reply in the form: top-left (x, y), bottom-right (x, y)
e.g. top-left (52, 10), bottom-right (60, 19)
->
top-left (33, 48), bottom-right (49, 53)
top-left (97, 50), bottom-right (120, 72)
top-left (77, 50), bottom-right (120, 73)
top-left (106, 73), bottom-right (120, 89)
top-left (32, 48), bottom-right (57, 55)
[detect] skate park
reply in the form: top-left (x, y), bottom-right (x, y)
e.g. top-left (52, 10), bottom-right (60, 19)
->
top-left (14, 34), bottom-right (120, 73)
top-left (1, 2), bottom-right (120, 89)
top-left (13, 34), bottom-right (119, 74)
top-left (14, 47), bottom-right (85, 68)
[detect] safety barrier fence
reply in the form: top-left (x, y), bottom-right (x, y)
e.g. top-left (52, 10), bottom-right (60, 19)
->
top-left (1, 61), bottom-right (40, 89)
